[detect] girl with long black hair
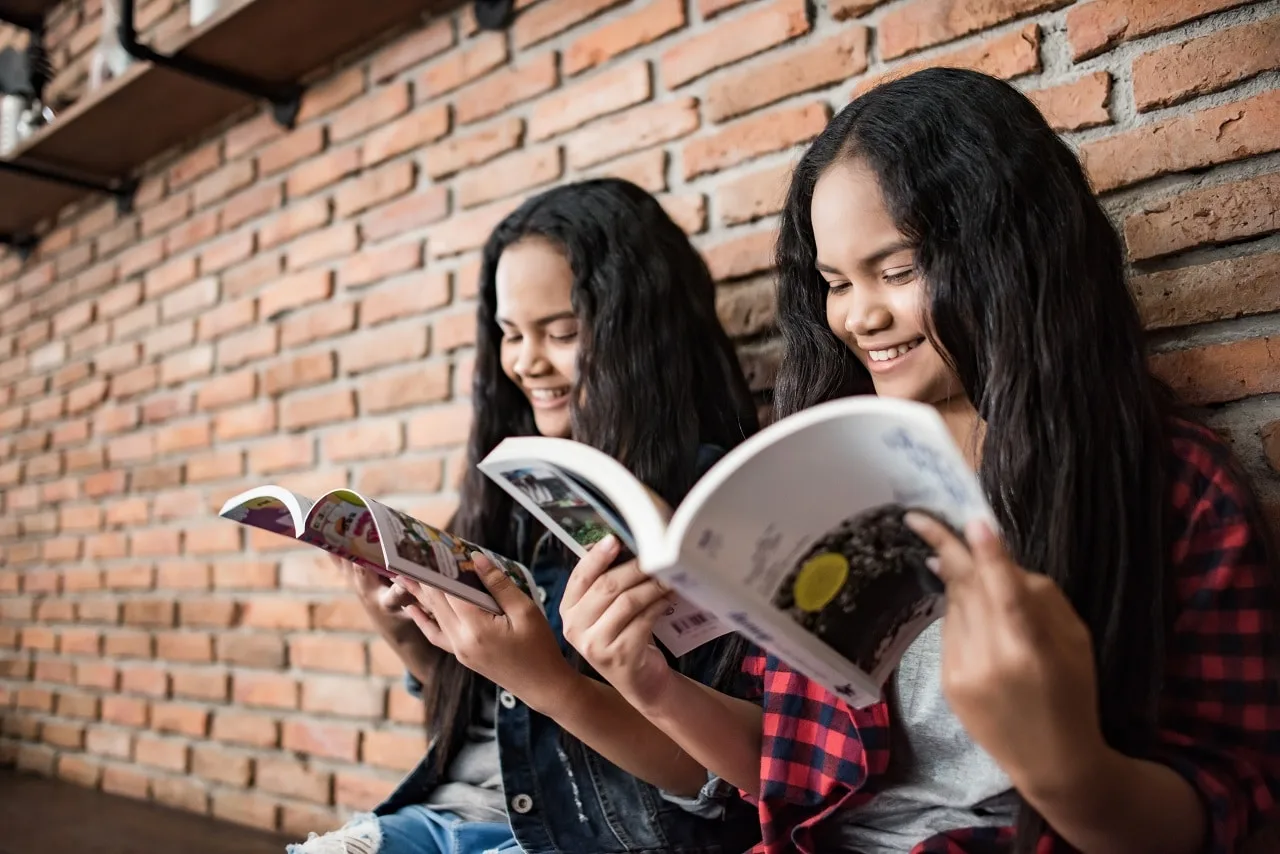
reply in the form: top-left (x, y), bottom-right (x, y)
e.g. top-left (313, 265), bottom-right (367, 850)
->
top-left (561, 68), bottom-right (1279, 854)
top-left (290, 177), bottom-right (760, 854)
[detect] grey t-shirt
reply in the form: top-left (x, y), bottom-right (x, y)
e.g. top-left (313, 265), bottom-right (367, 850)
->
top-left (423, 682), bottom-right (507, 823)
top-left (815, 620), bottom-right (1018, 852)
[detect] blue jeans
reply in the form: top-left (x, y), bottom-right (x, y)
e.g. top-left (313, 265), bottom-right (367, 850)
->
top-left (287, 807), bottom-right (521, 854)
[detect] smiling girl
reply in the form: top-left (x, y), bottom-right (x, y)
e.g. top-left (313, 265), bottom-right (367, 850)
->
top-left (291, 178), bottom-right (761, 854)
top-left (561, 68), bottom-right (1280, 854)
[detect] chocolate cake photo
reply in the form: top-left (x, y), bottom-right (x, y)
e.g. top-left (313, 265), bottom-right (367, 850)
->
top-left (772, 503), bottom-right (949, 675)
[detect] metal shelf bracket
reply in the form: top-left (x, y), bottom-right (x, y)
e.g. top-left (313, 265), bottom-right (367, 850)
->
top-left (118, 0), bottom-right (303, 128)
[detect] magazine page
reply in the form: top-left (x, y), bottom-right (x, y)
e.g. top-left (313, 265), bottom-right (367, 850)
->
top-left (301, 489), bottom-right (537, 616)
top-left (653, 397), bottom-right (996, 706)
top-left (478, 441), bottom-right (732, 657)
top-left (218, 486), bottom-right (315, 538)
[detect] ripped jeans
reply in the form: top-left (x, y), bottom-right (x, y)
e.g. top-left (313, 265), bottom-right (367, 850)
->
top-left (287, 807), bottom-right (522, 854)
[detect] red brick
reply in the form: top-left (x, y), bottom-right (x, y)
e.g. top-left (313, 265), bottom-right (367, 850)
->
top-left (218, 793), bottom-right (283, 831)
top-left (288, 635), bottom-right (368, 675)
top-left (287, 146), bottom-right (362, 198)
top-left (75, 598), bottom-right (120, 624)
top-left (102, 765), bottom-right (151, 800)
top-left (112, 364), bottom-right (160, 399)
top-left (704, 229), bottom-right (776, 282)
top-left (153, 630), bottom-right (213, 663)
top-left (297, 66), bottom-right (365, 123)
top-left (241, 599), bottom-right (312, 631)
top-left (171, 666), bottom-right (229, 702)
top-left (263, 352), bottom-right (335, 397)
top-left (136, 734), bottom-right (189, 772)
top-left (219, 634), bottom-right (287, 670)
top-left (214, 401), bottom-right (277, 440)
top-left (217, 325), bottom-right (280, 370)
top-left (418, 32), bottom-right (508, 98)
top-left (56, 754), bottom-right (102, 788)
top-left (341, 323), bottom-right (430, 375)
top-left (257, 756), bottom-right (334, 803)
top-left (881, 0), bottom-right (1065, 60)
top-left (302, 675), bottom-right (385, 718)
top-left (1026, 71), bottom-right (1111, 133)
top-left (102, 695), bottom-right (150, 727)
top-left (161, 278), bottom-right (219, 321)
top-left (192, 743), bottom-right (253, 786)
top-left (227, 672), bottom-right (298, 711)
top-left (1066, 0), bottom-right (1252, 61)
top-left (197, 297), bottom-right (258, 342)
top-left (423, 116), bottom-right (523, 180)
top-left (185, 524), bottom-right (242, 555)
top-left (456, 52), bottom-right (558, 126)
top-left (141, 192), bottom-right (193, 238)
top-left (223, 183), bottom-right (283, 230)
top-left (335, 770), bottom-right (396, 811)
top-left (663, 0), bottom-right (808, 89)
top-left (564, 0), bottom-right (684, 75)
top-left (1085, 91), bottom-right (1280, 193)
top-left (1133, 17), bottom-right (1280, 112)
top-left (15, 686), bottom-right (53, 713)
top-left (40, 720), bottom-right (85, 750)
top-left (59, 626), bottom-right (102, 656)
top-left (149, 701), bottom-right (208, 737)
top-left (131, 529), bottom-right (181, 558)
top-left (1149, 337), bottom-right (1279, 406)
top-left (179, 598), bottom-right (241, 628)
top-left (282, 718), bottom-right (361, 761)
top-left (156, 559), bottom-right (213, 590)
top-left (280, 553), bottom-right (349, 593)
top-left (339, 169), bottom-right (416, 232)
top-left (69, 321), bottom-right (111, 356)
top-left (165, 210), bottom-right (220, 255)
top-left (86, 726), bottom-right (132, 759)
top-left (281, 388), bottom-right (355, 429)
top-left (145, 319), bottom-right (196, 360)
top-left (105, 560), bottom-right (155, 588)
top-left (280, 302), bottom-right (357, 348)
top-left (212, 710), bottom-right (280, 748)
top-left (406, 403), bottom-right (472, 450)
top-left (855, 23), bottom-right (1041, 97)
top-left (1124, 172), bottom-right (1280, 261)
top-left (211, 562), bottom-right (277, 591)
top-left (96, 342), bottom-right (143, 378)
top-left (740, 339), bottom-right (783, 391)
top-left (152, 777), bottom-right (210, 814)
top-left (256, 200), bottom-right (328, 251)
top-left (117, 237), bottom-right (165, 279)
top-left (331, 83), bottom-right (412, 144)
top-left (1132, 252), bottom-right (1280, 331)
top-left (200, 233), bottom-right (256, 278)
top-left (155, 419), bottom-right (212, 456)
top-left (717, 162), bottom-right (793, 226)
top-left (259, 269), bottom-right (334, 320)
top-left (531, 61), bottom-right (650, 142)
top-left (717, 276), bottom-right (777, 338)
top-left (124, 600), bottom-right (175, 632)
top-left (665, 192), bottom-right (708, 234)
top-left (567, 97), bottom-right (699, 169)
top-left (373, 18), bottom-right (455, 82)
top-left (699, 0), bottom-right (755, 15)
top-left (362, 728), bottom-right (428, 772)
top-left (323, 421), bottom-right (405, 464)
top-left (112, 303), bottom-right (159, 343)
top-left (259, 125), bottom-right (325, 176)
top-left (684, 101), bottom-right (828, 179)
top-left (187, 449), bottom-right (245, 483)
top-left (460, 146), bottom-right (564, 210)
top-left (169, 141), bottom-right (222, 188)
top-left (356, 272), bottom-right (449, 327)
top-left (360, 362), bottom-right (452, 414)
top-left (195, 373), bottom-right (257, 414)
top-left (286, 225), bottom-right (359, 272)
top-left (360, 185), bottom-right (450, 244)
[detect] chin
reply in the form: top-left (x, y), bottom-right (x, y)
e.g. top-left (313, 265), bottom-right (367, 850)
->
top-left (534, 412), bottom-right (572, 439)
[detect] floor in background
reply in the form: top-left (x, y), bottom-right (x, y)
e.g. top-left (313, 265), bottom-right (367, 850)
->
top-left (0, 770), bottom-right (294, 854)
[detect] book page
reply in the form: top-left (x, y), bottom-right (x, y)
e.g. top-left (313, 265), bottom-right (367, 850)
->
top-left (218, 486), bottom-right (315, 538)
top-left (300, 489), bottom-right (537, 616)
top-left (657, 397), bottom-right (995, 704)
top-left (480, 455), bottom-right (730, 657)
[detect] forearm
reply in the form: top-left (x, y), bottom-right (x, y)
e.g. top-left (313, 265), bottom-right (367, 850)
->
top-left (636, 673), bottom-right (763, 797)
top-left (1025, 747), bottom-right (1205, 854)
top-left (535, 674), bottom-right (712, 796)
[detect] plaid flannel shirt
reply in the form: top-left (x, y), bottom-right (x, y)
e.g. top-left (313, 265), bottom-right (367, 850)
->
top-left (741, 418), bottom-right (1280, 853)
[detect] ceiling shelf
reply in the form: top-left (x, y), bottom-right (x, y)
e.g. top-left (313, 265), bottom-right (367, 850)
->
top-left (0, 0), bottom-right (448, 249)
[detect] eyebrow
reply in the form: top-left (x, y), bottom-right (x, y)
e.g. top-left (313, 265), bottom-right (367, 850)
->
top-left (495, 310), bottom-right (577, 327)
top-left (816, 240), bottom-right (915, 274)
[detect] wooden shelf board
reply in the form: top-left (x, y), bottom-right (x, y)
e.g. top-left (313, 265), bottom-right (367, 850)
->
top-left (0, 0), bottom-right (450, 239)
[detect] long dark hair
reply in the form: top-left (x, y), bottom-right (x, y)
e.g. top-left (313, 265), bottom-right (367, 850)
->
top-left (776, 68), bottom-right (1171, 849)
top-left (426, 177), bottom-right (759, 767)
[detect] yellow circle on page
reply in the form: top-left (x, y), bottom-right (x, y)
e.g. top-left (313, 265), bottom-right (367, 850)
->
top-left (792, 553), bottom-right (849, 612)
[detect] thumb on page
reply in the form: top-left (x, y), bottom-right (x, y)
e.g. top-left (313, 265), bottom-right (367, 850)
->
top-left (472, 551), bottom-right (524, 610)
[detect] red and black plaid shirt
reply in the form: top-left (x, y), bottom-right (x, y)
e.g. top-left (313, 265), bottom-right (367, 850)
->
top-left (740, 418), bottom-right (1280, 853)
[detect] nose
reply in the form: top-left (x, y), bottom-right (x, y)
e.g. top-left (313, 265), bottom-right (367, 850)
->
top-left (512, 334), bottom-right (549, 379)
top-left (843, 285), bottom-right (892, 337)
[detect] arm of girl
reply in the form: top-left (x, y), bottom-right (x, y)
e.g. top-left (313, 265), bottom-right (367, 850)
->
top-left (560, 535), bottom-right (764, 797)
top-left (397, 554), bottom-right (714, 798)
top-left (332, 557), bottom-right (443, 689)
top-left (904, 513), bottom-right (1207, 854)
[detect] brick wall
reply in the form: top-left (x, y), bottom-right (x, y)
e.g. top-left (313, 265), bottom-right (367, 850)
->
top-left (1, 0), bottom-right (1278, 837)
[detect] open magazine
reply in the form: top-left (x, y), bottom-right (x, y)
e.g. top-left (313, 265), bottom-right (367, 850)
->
top-left (216, 487), bottom-right (537, 614)
top-left (477, 396), bottom-right (996, 707)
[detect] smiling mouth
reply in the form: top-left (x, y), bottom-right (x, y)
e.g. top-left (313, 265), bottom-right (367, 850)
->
top-left (527, 386), bottom-right (570, 408)
top-left (866, 338), bottom-right (925, 364)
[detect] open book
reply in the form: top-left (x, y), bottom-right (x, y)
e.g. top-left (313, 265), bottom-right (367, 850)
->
top-left (216, 487), bottom-right (537, 614)
top-left (477, 396), bottom-right (996, 707)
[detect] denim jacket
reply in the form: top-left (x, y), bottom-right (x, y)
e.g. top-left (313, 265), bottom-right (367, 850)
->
top-left (375, 446), bottom-right (760, 854)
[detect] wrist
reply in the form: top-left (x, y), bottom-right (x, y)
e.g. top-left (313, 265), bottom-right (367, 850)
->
top-left (1018, 734), bottom-right (1124, 816)
top-left (519, 661), bottom-right (585, 717)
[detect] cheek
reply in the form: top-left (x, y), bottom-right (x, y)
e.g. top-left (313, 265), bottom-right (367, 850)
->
top-left (498, 344), bottom-right (518, 380)
top-left (552, 345), bottom-right (579, 384)
top-left (825, 293), bottom-right (845, 338)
